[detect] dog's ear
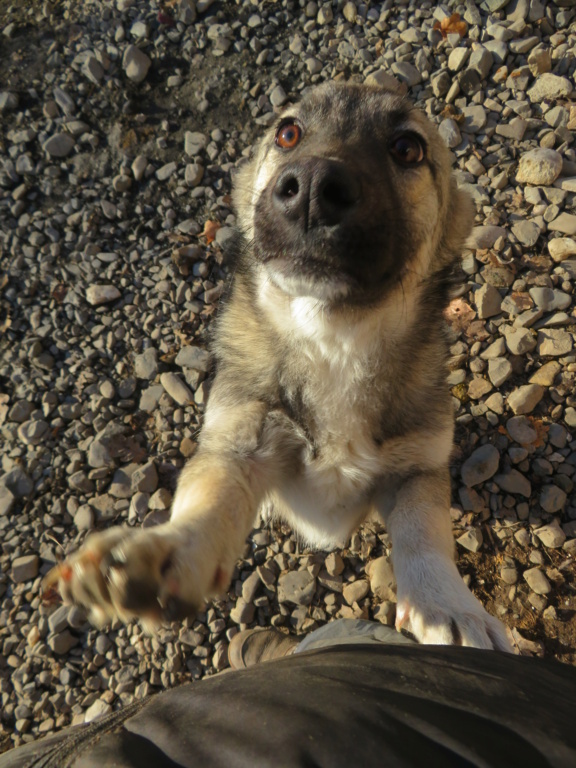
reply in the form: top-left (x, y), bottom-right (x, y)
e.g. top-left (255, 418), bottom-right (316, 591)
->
top-left (436, 180), bottom-right (475, 270)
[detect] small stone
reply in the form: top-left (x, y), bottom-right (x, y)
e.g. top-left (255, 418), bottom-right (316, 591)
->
top-left (527, 47), bottom-right (551, 76)
top-left (148, 488), bottom-right (172, 510)
top-left (511, 221), bottom-right (541, 247)
top-left (468, 378), bottom-right (493, 400)
top-left (535, 520), bottom-right (566, 548)
top-left (343, 580), bottom-right (369, 605)
top-left (506, 416), bottom-right (537, 445)
top-left (507, 385), bottom-right (544, 415)
top-left (448, 47), bottom-right (470, 72)
top-left (241, 571), bottom-right (261, 603)
top-left (113, 174), bottom-right (131, 193)
top-left (438, 118), bottom-right (461, 149)
top-left (270, 85), bottom-right (287, 107)
top-left (527, 73), bottom-right (572, 103)
top-left (132, 155), bottom-right (148, 181)
top-left (84, 700), bottom-right (112, 723)
top-left (131, 461), bottom-right (158, 493)
top-left (175, 346), bottom-right (211, 372)
top-left (18, 419), bottom-right (49, 445)
top-left (134, 348), bottom-right (158, 380)
top-left (156, 162), bottom-right (177, 181)
top-left (43, 133), bottom-right (75, 158)
top-left (185, 131), bottom-right (208, 156)
top-left (467, 226), bottom-right (506, 249)
top-left (0, 485), bottom-right (16, 516)
top-left (536, 330), bottom-right (573, 357)
top-left (488, 358), bottom-right (513, 387)
top-left (469, 47), bottom-right (493, 79)
top-left (494, 470), bottom-right (531, 497)
top-left (86, 285), bottom-right (121, 305)
top-left (129, 492), bottom-right (149, 522)
top-left (109, 465), bottom-right (138, 499)
top-left (317, 6), bottom-right (333, 24)
top-left (529, 287), bottom-right (570, 312)
top-left (461, 105), bottom-right (487, 133)
top-left (523, 567), bottom-right (551, 595)
top-left (364, 70), bottom-right (404, 93)
top-left (140, 385), bottom-right (164, 413)
top-left (475, 283), bottom-right (502, 318)
top-left (48, 605), bottom-right (70, 634)
top-left (325, 552), bottom-right (345, 576)
top-left (548, 238), bottom-right (576, 262)
top-left (123, 45), bottom-right (152, 83)
top-left (366, 557), bottom-right (396, 601)
top-left (540, 485), bottom-right (567, 514)
top-left (461, 444), bottom-right (500, 486)
top-left (160, 373), bottom-right (194, 405)
top-left (495, 118), bottom-right (527, 142)
top-left (0, 91), bottom-right (18, 112)
top-left (305, 57), bottom-right (322, 75)
top-left (457, 528), bottom-right (483, 553)
top-left (74, 504), bottom-right (94, 530)
top-left (548, 214), bottom-right (576, 237)
top-left (503, 327), bottom-right (536, 355)
top-left (229, 598), bottom-right (255, 624)
top-left (516, 148), bottom-right (563, 186)
top-left (500, 566), bottom-right (518, 585)
top-left (185, 164), bottom-right (204, 187)
top-left (278, 570), bottom-right (316, 606)
top-left (391, 62), bottom-right (422, 87)
top-left (343, 1), bottom-right (357, 23)
top-left (12, 554), bottom-right (39, 583)
top-left (82, 55), bottom-right (104, 84)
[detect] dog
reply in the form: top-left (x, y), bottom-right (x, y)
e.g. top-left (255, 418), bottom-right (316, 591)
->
top-left (45, 82), bottom-right (511, 651)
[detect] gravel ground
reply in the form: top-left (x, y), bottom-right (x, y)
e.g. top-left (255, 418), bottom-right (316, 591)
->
top-left (1, 0), bottom-right (576, 752)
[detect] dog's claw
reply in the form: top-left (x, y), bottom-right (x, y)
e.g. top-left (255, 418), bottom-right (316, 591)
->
top-left (42, 526), bottom-right (207, 628)
top-left (395, 600), bottom-right (410, 632)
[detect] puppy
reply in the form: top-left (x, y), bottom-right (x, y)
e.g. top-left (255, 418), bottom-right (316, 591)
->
top-left (46, 82), bottom-right (511, 651)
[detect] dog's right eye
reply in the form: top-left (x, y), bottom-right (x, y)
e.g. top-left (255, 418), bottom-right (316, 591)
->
top-left (390, 134), bottom-right (425, 166)
top-left (275, 121), bottom-right (302, 150)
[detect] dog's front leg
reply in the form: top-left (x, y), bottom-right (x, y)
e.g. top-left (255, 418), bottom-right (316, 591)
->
top-left (44, 402), bottom-right (282, 628)
top-left (376, 469), bottom-right (512, 652)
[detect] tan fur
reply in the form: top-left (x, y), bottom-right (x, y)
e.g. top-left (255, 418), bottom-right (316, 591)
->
top-left (46, 83), bottom-right (511, 652)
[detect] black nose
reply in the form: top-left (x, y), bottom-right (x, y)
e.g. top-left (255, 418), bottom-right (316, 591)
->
top-left (273, 158), bottom-right (360, 228)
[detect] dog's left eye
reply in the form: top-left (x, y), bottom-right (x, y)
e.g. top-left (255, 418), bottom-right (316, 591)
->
top-left (390, 134), bottom-right (425, 165)
top-left (275, 121), bottom-right (302, 149)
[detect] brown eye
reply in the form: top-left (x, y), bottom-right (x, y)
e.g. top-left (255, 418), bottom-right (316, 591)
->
top-left (390, 134), bottom-right (425, 165)
top-left (275, 121), bottom-right (302, 149)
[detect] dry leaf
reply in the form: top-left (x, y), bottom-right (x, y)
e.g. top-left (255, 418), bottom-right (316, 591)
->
top-left (527, 417), bottom-right (549, 448)
top-left (51, 283), bottom-right (68, 303)
top-left (202, 220), bottom-right (221, 244)
top-left (440, 104), bottom-right (464, 123)
top-left (444, 298), bottom-right (476, 333)
top-left (157, 10), bottom-right (176, 26)
top-left (433, 13), bottom-right (467, 39)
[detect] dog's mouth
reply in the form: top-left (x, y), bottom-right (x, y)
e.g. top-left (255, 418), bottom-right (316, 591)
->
top-left (261, 252), bottom-right (356, 302)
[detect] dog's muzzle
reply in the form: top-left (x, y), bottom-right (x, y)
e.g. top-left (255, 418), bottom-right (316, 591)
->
top-left (272, 158), bottom-right (361, 230)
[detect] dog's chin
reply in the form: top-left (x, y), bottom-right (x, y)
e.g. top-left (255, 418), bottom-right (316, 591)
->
top-left (264, 262), bottom-right (352, 302)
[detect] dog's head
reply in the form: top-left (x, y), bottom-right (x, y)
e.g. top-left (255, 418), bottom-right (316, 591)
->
top-left (233, 81), bottom-right (473, 307)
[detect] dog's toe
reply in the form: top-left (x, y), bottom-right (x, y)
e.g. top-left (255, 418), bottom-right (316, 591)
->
top-left (42, 526), bottom-right (204, 627)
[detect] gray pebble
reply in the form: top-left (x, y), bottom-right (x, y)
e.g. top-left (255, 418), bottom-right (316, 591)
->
top-left (540, 485), bottom-right (567, 514)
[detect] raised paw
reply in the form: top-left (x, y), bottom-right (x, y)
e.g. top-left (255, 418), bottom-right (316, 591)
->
top-left (42, 525), bottom-right (229, 630)
top-left (394, 559), bottom-right (513, 653)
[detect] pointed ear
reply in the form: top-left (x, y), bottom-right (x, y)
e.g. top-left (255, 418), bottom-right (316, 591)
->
top-left (436, 180), bottom-right (475, 269)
